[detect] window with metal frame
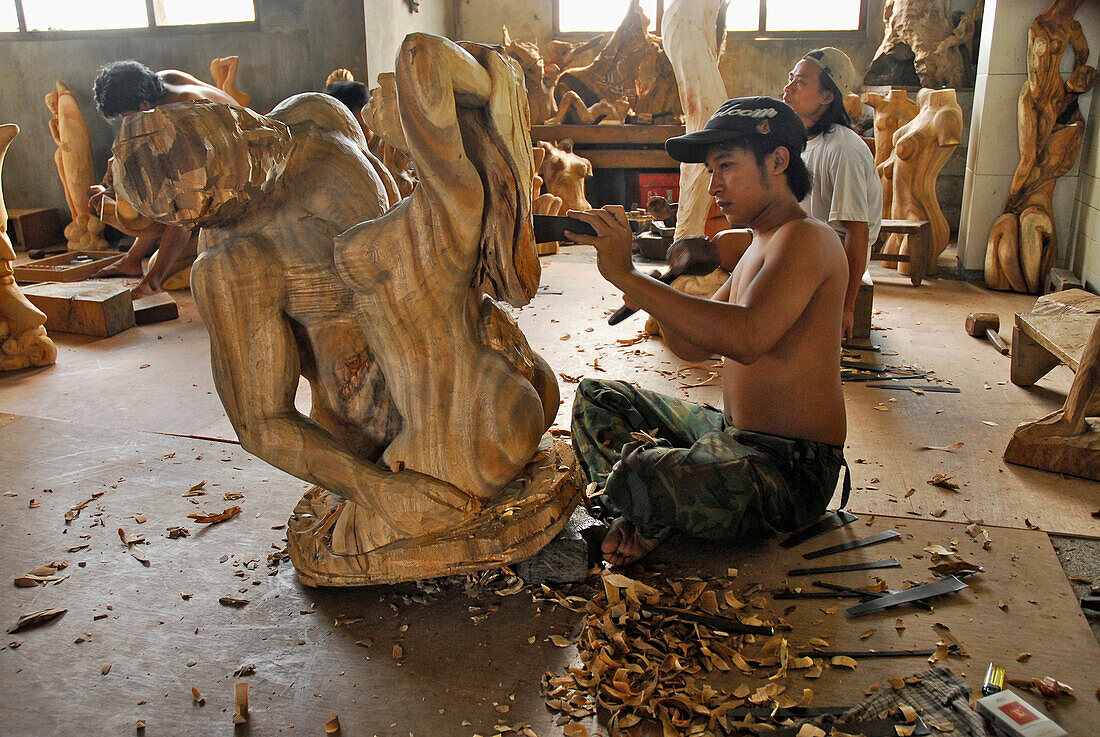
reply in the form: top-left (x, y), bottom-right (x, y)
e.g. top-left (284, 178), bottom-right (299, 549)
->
top-left (554, 0), bottom-right (864, 36)
top-left (1, 0), bottom-right (256, 33)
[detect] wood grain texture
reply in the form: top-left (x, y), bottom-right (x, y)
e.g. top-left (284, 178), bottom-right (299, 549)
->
top-left (44, 82), bottom-right (108, 252)
top-left (662, 0), bottom-right (729, 241)
top-left (878, 88), bottom-right (962, 272)
top-left (21, 281), bottom-right (135, 338)
top-left (985, 0), bottom-right (1097, 293)
top-left (111, 34), bottom-right (575, 586)
top-left (0, 123), bottom-right (57, 371)
top-left (502, 25), bottom-right (556, 125)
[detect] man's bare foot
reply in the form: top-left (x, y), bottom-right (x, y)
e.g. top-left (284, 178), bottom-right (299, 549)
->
top-left (602, 518), bottom-right (662, 567)
top-left (94, 257), bottom-right (145, 278)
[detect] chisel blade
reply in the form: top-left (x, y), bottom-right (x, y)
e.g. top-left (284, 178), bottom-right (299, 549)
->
top-left (788, 558), bottom-right (902, 577)
top-left (802, 529), bottom-right (902, 560)
top-left (780, 510), bottom-right (858, 549)
top-left (846, 576), bottom-right (968, 616)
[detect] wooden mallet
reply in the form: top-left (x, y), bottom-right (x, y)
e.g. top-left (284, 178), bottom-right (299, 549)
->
top-left (965, 312), bottom-right (1010, 355)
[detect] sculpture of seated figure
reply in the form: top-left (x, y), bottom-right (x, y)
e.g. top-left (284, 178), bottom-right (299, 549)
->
top-left (111, 34), bottom-right (577, 586)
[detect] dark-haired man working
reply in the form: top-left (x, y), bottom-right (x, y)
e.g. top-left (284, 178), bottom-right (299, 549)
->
top-left (567, 97), bottom-right (849, 566)
top-left (90, 60), bottom-right (238, 298)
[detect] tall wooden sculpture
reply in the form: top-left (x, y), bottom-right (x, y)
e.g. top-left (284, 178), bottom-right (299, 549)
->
top-left (862, 89), bottom-right (919, 219)
top-left (210, 56), bottom-right (252, 108)
top-left (532, 145), bottom-right (564, 255)
top-left (865, 0), bottom-right (980, 89)
top-left (0, 124), bottom-right (57, 371)
top-left (985, 0), bottom-right (1097, 294)
top-left (45, 82), bottom-right (108, 252)
top-left (879, 88), bottom-right (963, 272)
top-left (502, 26), bottom-right (556, 125)
top-left (364, 72), bottom-right (418, 199)
top-left (112, 34), bottom-right (578, 586)
top-left (662, 0), bottom-right (729, 241)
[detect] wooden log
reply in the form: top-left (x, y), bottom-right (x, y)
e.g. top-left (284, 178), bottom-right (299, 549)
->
top-left (662, 0), bottom-right (728, 241)
top-left (21, 281), bottom-right (134, 337)
top-left (985, 0), bottom-right (1097, 293)
top-left (0, 124), bottom-right (57, 370)
top-left (112, 34), bottom-right (577, 586)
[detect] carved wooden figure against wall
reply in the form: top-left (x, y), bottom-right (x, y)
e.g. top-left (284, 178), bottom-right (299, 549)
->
top-left (1005, 316), bottom-right (1100, 481)
top-left (537, 140), bottom-right (593, 214)
top-left (112, 34), bottom-right (578, 586)
top-left (985, 0), bottom-right (1097, 293)
top-left (210, 56), bottom-right (252, 108)
top-left (0, 124), bottom-right (57, 371)
top-left (862, 89), bottom-right (919, 219)
top-left (662, 0), bottom-right (729, 241)
top-left (879, 88), bottom-right (963, 272)
top-left (865, 0), bottom-right (976, 89)
top-left (45, 82), bottom-right (107, 252)
top-left (532, 145), bottom-right (564, 255)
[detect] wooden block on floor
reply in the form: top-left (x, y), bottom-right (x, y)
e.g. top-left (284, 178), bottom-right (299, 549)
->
top-left (13, 250), bottom-right (123, 283)
top-left (1044, 267), bottom-right (1084, 294)
top-left (852, 273), bottom-right (873, 340)
top-left (20, 281), bottom-right (134, 337)
top-left (133, 293), bottom-right (179, 325)
top-left (6, 207), bottom-right (64, 252)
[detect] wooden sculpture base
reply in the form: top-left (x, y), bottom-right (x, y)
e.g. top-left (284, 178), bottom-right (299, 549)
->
top-left (1004, 412), bottom-right (1100, 482)
top-left (287, 437), bottom-right (582, 586)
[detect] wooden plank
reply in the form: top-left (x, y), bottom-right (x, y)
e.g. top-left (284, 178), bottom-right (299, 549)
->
top-left (13, 250), bottom-right (123, 283)
top-left (532, 124), bottom-right (684, 145)
top-left (132, 293), bottom-right (179, 325)
top-left (582, 149), bottom-right (679, 169)
top-left (1016, 312), bottom-right (1096, 369)
top-left (20, 281), bottom-right (134, 337)
top-left (6, 207), bottom-right (64, 252)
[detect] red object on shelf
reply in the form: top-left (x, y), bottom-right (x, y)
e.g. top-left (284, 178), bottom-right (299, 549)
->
top-left (635, 173), bottom-right (680, 207)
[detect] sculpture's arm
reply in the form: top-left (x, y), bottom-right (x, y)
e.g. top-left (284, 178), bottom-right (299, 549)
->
top-left (192, 243), bottom-right (477, 532)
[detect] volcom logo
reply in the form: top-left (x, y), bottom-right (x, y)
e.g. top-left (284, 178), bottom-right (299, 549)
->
top-left (756, 120), bottom-right (771, 134)
top-left (713, 107), bottom-right (778, 119)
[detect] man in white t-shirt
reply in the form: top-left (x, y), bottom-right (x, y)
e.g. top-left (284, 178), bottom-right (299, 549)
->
top-left (782, 47), bottom-right (881, 342)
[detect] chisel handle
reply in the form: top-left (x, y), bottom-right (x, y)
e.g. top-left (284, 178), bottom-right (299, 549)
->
top-left (607, 268), bottom-right (684, 325)
top-left (986, 329), bottom-right (1010, 355)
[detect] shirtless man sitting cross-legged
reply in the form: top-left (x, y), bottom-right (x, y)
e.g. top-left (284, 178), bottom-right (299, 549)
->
top-left (90, 60), bottom-right (239, 299)
top-left (567, 96), bottom-right (850, 566)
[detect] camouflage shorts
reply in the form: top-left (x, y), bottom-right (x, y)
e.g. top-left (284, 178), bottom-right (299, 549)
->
top-left (571, 378), bottom-right (846, 541)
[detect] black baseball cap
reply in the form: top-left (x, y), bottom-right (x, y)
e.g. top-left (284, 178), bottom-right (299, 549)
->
top-left (665, 96), bottom-right (808, 164)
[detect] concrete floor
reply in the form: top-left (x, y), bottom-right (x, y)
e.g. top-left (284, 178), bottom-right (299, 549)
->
top-left (2, 248), bottom-right (1099, 735)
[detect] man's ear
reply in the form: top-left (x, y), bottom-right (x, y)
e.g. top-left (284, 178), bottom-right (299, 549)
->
top-left (771, 146), bottom-right (791, 175)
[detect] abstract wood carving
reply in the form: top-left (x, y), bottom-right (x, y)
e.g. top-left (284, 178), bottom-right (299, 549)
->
top-left (862, 88), bottom-right (919, 219)
top-left (45, 82), bottom-right (107, 252)
top-left (502, 26), bottom-right (557, 125)
top-left (555, 0), bottom-right (682, 124)
top-left (662, 0), bottom-right (728, 241)
top-left (985, 0), bottom-right (1097, 294)
top-left (1005, 315), bottom-right (1100, 481)
top-left (326, 68), bottom-right (355, 87)
top-left (364, 72), bottom-right (418, 199)
top-left (865, 0), bottom-right (977, 89)
top-left (537, 140), bottom-right (593, 213)
top-left (0, 124), bottom-right (57, 371)
top-left (879, 88), bottom-right (962, 273)
top-left (210, 56), bottom-right (252, 107)
top-left (111, 34), bottom-right (578, 586)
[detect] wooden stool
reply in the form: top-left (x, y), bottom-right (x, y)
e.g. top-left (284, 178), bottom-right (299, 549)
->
top-left (852, 273), bottom-right (874, 340)
top-left (1044, 267), bottom-right (1084, 295)
top-left (871, 219), bottom-right (932, 286)
top-left (1010, 289), bottom-right (1100, 386)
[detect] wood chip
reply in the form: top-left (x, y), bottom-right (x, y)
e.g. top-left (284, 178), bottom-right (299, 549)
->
top-left (187, 506), bottom-right (241, 524)
top-left (920, 442), bottom-right (964, 452)
top-left (860, 629), bottom-right (875, 640)
top-left (7, 607), bottom-right (67, 633)
top-left (191, 686), bottom-right (205, 705)
top-left (548, 635), bottom-right (571, 648)
top-left (218, 596), bottom-right (249, 607)
top-left (391, 644), bottom-right (403, 659)
top-left (830, 655), bottom-right (857, 669)
top-left (899, 704), bottom-right (917, 723)
top-left (562, 725), bottom-right (589, 737)
top-left (1016, 652), bottom-right (1031, 662)
top-left (927, 474), bottom-right (960, 491)
top-left (889, 677), bottom-right (906, 690)
top-left (324, 713), bottom-right (341, 735)
top-left (233, 682), bottom-right (249, 724)
top-left (101, 662), bottom-right (112, 675)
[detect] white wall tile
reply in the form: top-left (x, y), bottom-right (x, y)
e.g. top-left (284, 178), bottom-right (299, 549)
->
top-left (958, 173), bottom-right (1015, 270)
top-left (972, 72), bottom-right (1026, 176)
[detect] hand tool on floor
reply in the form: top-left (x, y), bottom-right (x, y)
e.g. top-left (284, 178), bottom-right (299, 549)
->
top-left (641, 603), bottom-right (774, 636)
top-left (867, 383), bottom-right (960, 393)
top-left (964, 312), bottom-right (1010, 355)
top-left (780, 510), bottom-right (858, 548)
top-left (607, 237), bottom-right (721, 325)
top-left (795, 648), bottom-right (937, 659)
top-left (788, 557), bottom-right (902, 577)
top-left (813, 579), bottom-right (933, 611)
top-left (801, 529), bottom-right (901, 559)
top-left (846, 576), bottom-right (968, 616)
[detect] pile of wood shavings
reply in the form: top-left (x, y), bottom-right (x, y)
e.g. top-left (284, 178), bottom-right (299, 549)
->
top-left (538, 570), bottom-right (861, 736)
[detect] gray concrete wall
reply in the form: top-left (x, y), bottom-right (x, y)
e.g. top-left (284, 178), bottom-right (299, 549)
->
top-left (364, 0), bottom-right (454, 81)
top-left (1, 0), bottom-right (367, 215)
top-left (1070, 67), bottom-right (1100, 290)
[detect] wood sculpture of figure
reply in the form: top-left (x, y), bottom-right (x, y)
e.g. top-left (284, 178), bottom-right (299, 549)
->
top-left (210, 56), bottom-right (252, 107)
top-left (0, 124), bottom-right (57, 371)
top-left (45, 82), bottom-right (108, 252)
top-left (532, 145), bottom-right (564, 255)
top-left (864, 0), bottom-right (978, 89)
top-left (662, 0), bottom-right (729, 241)
top-left (985, 0), bottom-right (1097, 293)
top-left (364, 72), bottom-right (418, 199)
top-left (878, 87), bottom-right (963, 272)
top-left (544, 93), bottom-right (633, 126)
top-left (1005, 316), bottom-right (1100, 481)
top-left (502, 26), bottom-right (556, 125)
top-left (554, 0), bottom-right (682, 124)
top-left (112, 34), bottom-right (578, 586)
top-left (536, 140), bottom-right (593, 214)
top-left (862, 88), bottom-right (919, 219)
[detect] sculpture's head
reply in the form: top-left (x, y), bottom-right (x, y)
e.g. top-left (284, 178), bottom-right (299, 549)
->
top-left (112, 102), bottom-right (291, 228)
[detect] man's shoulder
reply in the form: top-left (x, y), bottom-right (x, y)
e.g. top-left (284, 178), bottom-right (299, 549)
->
top-left (825, 125), bottom-right (874, 162)
top-left (768, 216), bottom-right (843, 256)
